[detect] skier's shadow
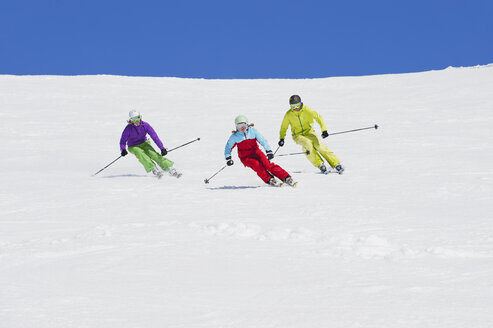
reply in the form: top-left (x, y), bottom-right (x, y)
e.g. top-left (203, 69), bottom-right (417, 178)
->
top-left (207, 185), bottom-right (261, 190)
top-left (102, 174), bottom-right (148, 178)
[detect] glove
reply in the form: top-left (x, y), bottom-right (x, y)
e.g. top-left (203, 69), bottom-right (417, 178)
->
top-left (321, 131), bottom-right (329, 138)
top-left (161, 148), bottom-right (168, 156)
top-left (266, 150), bottom-right (274, 160)
top-left (226, 156), bottom-right (234, 166)
top-left (278, 139), bottom-right (285, 147)
top-left (121, 149), bottom-right (128, 156)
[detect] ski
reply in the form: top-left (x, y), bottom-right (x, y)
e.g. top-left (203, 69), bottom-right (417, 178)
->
top-left (320, 169), bottom-right (343, 175)
top-left (280, 181), bottom-right (298, 188)
top-left (268, 181), bottom-right (297, 188)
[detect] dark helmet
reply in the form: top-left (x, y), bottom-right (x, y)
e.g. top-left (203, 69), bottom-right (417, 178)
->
top-left (289, 95), bottom-right (301, 104)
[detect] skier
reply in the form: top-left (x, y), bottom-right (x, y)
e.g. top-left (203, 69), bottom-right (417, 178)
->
top-left (120, 110), bottom-right (181, 179)
top-left (225, 115), bottom-right (296, 187)
top-left (278, 95), bottom-right (344, 174)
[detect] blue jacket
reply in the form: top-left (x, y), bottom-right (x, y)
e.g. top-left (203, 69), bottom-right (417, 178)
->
top-left (225, 126), bottom-right (271, 159)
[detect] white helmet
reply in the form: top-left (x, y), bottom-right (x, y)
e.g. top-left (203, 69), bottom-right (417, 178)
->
top-left (128, 110), bottom-right (141, 122)
top-left (234, 115), bottom-right (248, 125)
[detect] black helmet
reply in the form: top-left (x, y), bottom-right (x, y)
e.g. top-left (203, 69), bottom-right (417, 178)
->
top-left (289, 95), bottom-right (301, 104)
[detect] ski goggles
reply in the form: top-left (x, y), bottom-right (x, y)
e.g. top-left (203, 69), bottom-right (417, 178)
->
top-left (236, 122), bottom-right (248, 130)
top-left (129, 115), bottom-right (141, 123)
top-left (290, 102), bottom-right (302, 110)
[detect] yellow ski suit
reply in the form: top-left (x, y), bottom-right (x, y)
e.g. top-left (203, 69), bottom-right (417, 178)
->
top-left (279, 104), bottom-right (340, 168)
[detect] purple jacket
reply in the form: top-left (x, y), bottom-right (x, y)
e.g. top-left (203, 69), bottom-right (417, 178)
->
top-left (120, 121), bottom-right (164, 150)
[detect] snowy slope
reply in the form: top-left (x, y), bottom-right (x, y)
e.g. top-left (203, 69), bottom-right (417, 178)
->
top-left (1, 65), bottom-right (493, 328)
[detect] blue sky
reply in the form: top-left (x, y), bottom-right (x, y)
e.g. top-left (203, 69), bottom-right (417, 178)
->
top-left (1, 0), bottom-right (492, 78)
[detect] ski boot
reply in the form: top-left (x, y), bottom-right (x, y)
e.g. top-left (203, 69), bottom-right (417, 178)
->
top-left (335, 164), bottom-right (344, 175)
top-left (283, 176), bottom-right (298, 187)
top-left (168, 167), bottom-right (182, 178)
top-left (267, 177), bottom-right (280, 187)
top-left (318, 163), bottom-right (328, 174)
top-left (152, 167), bottom-right (164, 179)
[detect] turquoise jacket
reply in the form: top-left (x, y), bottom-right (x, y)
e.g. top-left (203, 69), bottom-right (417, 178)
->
top-left (224, 126), bottom-right (271, 159)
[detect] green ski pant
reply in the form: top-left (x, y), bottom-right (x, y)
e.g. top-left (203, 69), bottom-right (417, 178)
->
top-left (128, 140), bottom-right (174, 173)
top-left (293, 131), bottom-right (340, 168)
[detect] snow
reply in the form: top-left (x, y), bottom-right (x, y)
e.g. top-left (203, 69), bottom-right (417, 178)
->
top-left (1, 65), bottom-right (493, 327)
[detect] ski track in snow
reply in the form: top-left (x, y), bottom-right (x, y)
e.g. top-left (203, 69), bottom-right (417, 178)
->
top-left (188, 221), bottom-right (491, 260)
top-left (1, 219), bottom-right (489, 263)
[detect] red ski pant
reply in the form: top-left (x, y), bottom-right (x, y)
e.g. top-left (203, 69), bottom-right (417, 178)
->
top-left (240, 149), bottom-right (290, 183)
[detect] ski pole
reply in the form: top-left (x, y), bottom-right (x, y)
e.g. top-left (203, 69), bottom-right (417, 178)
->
top-left (204, 165), bottom-right (227, 184)
top-left (168, 137), bottom-right (201, 152)
top-left (276, 150), bottom-right (310, 157)
top-left (273, 145), bottom-right (281, 156)
top-left (328, 124), bottom-right (379, 136)
top-left (92, 155), bottom-right (123, 176)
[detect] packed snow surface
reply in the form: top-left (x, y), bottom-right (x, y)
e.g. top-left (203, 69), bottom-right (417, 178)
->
top-left (1, 65), bottom-right (493, 327)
